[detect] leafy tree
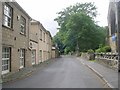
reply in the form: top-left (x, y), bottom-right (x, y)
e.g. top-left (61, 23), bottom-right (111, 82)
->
top-left (65, 13), bottom-right (103, 52)
top-left (53, 2), bottom-right (107, 54)
top-left (53, 33), bottom-right (65, 54)
top-left (54, 2), bottom-right (97, 49)
top-left (54, 2), bottom-right (97, 27)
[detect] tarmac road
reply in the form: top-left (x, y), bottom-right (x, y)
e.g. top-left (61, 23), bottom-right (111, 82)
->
top-left (3, 55), bottom-right (105, 88)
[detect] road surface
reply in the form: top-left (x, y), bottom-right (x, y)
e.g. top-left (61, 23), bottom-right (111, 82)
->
top-left (3, 55), bottom-right (105, 88)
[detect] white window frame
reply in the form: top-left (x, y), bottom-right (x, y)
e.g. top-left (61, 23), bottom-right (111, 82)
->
top-left (20, 49), bottom-right (25, 69)
top-left (3, 4), bottom-right (12, 28)
top-left (31, 50), bottom-right (36, 65)
top-left (20, 16), bottom-right (26, 35)
top-left (39, 50), bottom-right (42, 63)
top-left (2, 47), bottom-right (10, 75)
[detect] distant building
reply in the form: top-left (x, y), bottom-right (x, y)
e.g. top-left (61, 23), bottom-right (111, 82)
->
top-left (108, 1), bottom-right (120, 53)
top-left (52, 45), bottom-right (59, 58)
top-left (30, 20), bottom-right (39, 65)
top-left (30, 19), bottom-right (52, 63)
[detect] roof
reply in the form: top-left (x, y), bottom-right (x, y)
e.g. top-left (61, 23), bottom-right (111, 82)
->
top-left (12, 1), bottom-right (31, 19)
top-left (31, 19), bottom-right (40, 25)
top-left (30, 19), bottom-right (52, 39)
top-left (46, 31), bottom-right (52, 39)
top-left (52, 47), bottom-right (56, 50)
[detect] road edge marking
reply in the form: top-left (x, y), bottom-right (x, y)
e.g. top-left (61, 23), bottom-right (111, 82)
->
top-left (77, 57), bottom-right (115, 88)
top-left (86, 64), bottom-right (114, 88)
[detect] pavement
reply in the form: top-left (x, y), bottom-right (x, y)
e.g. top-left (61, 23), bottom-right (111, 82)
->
top-left (1, 58), bottom-right (56, 84)
top-left (3, 55), bottom-right (106, 88)
top-left (77, 57), bottom-right (119, 89)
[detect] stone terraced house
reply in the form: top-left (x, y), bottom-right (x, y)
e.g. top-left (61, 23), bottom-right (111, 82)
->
top-left (0, 2), bottom-right (32, 75)
top-left (0, 1), bottom-right (54, 76)
top-left (30, 19), bottom-right (52, 64)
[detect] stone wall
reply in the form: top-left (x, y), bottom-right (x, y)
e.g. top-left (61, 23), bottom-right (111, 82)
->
top-left (81, 52), bottom-right (118, 70)
top-left (95, 53), bottom-right (118, 70)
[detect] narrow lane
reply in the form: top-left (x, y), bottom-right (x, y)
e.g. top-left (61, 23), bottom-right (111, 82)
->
top-left (3, 55), bottom-right (104, 88)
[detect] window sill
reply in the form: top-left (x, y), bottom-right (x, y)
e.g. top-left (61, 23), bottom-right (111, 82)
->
top-left (40, 39), bottom-right (42, 41)
top-left (20, 32), bottom-right (26, 36)
top-left (2, 25), bottom-right (14, 31)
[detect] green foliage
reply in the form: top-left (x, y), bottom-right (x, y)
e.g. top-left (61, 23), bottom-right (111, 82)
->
top-left (87, 49), bottom-right (94, 54)
top-left (89, 60), bottom-right (96, 62)
top-left (53, 2), bottom-right (107, 54)
top-left (53, 33), bottom-right (65, 54)
top-left (54, 2), bottom-right (97, 26)
top-left (103, 46), bottom-right (111, 52)
top-left (64, 47), bottom-right (71, 54)
top-left (95, 45), bottom-right (111, 53)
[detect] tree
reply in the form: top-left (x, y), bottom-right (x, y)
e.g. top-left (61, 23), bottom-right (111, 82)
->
top-left (53, 2), bottom-right (107, 54)
top-left (54, 2), bottom-right (97, 48)
top-left (53, 33), bottom-right (65, 54)
top-left (54, 2), bottom-right (97, 27)
top-left (65, 12), bottom-right (104, 52)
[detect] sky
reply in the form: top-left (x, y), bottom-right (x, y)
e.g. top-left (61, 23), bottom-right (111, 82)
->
top-left (16, 0), bottom-right (109, 37)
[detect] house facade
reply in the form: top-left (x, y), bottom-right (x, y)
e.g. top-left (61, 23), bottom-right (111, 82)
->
top-left (108, 1), bottom-right (120, 53)
top-left (46, 31), bottom-right (52, 60)
top-left (30, 20), bottom-right (52, 63)
top-left (1, 1), bottom-right (55, 76)
top-left (30, 20), bottom-right (39, 65)
top-left (52, 46), bottom-right (59, 59)
top-left (39, 25), bottom-right (52, 62)
top-left (1, 2), bottom-right (32, 75)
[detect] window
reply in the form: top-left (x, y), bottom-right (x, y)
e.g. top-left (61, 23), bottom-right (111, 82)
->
top-left (20, 16), bottom-right (26, 35)
top-left (40, 29), bottom-right (42, 40)
top-left (43, 32), bottom-right (45, 42)
top-left (39, 50), bottom-right (42, 62)
top-left (3, 4), bottom-right (13, 28)
top-left (20, 49), bottom-right (25, 69)
top-left (31, 50), bottom-right (36, 65)
top-left (2, 47), bottom-right (10, 74)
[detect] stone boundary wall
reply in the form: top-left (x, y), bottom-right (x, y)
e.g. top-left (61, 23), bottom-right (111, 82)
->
top-left (95, 53), bottom-right (118, 70)
top-left (81, 53), bottom-right (118, 70)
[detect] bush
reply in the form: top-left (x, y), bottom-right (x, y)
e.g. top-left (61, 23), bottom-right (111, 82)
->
top-left (95, 48), bottom-right (101, 53)
top-left (103, 46), bottom-right (111, 52)
top-left (79, 52), bottom-right (82, 56)
top-left (95, 45), bottom-right (111, 53)
top-left (87, 49), bottom-right (94, 54)
top-left (64, 47), bottom-right (71, 54)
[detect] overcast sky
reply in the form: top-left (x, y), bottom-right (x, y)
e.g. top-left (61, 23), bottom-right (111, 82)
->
top-left (16, 0), bottom-right (109, 36)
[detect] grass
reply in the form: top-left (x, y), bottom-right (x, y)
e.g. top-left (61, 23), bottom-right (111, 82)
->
top-left (89, 59), bottom-right (96, 62)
